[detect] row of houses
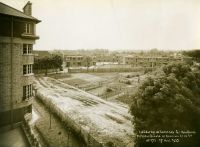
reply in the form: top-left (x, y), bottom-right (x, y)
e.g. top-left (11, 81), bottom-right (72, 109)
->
top-left (64, 54), bottom-right (190, 68)
top-left (122, 55), bottom-right (188, 67)
top-left (65, 55), bottom-right (96, 67)
top-left (33, 50), bottom-right (191, 68)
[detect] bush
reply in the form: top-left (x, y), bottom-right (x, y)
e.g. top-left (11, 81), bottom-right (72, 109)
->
top-left (125, 80), bottom-right (131, 85)
top-left (105, 142), bottom-right (115, 147)
top-left (106, 88), bottom-right (113, 92)
top-left (126, 75), bottom-right (131, 78)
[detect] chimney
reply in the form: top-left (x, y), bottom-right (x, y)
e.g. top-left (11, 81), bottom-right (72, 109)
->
top-left (23, 1), bottom-right (32, 16)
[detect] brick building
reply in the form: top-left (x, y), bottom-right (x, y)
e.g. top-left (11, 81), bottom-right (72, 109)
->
top-left (0, 2), bottom-right (40, 127)
top-left (33, 50), bottom-right (52, 58)
top-left (122, 55), bottom-right (183, 67)
top-left (65, 55), bottom-right (96, 67)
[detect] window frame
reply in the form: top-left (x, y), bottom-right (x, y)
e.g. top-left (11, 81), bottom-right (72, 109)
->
top-left (23, 84), bottom-right (33, 100)
top-left (23, 64), bottom-right (33, 75)
top-left (25, 23), bottom-right (32, 34)
top-left (23, 44), bottom-right (33, 54)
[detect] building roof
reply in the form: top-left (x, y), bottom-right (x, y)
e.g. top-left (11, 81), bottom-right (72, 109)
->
top-left (33, 50), bottom-right (52, 58)
top-left (0, 2), bottom-right (40, 23)
top-left (65, 55), bottom-right (83, 57)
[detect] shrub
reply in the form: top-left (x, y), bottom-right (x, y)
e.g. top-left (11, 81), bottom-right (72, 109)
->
top-left (125, 80), bottom-right (131, 85)
top-left (106, 88), bottom-right (113, 92)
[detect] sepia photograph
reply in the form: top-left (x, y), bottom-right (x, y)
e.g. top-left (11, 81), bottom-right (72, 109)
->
top-left (0, 0), bottom-right (200, 147)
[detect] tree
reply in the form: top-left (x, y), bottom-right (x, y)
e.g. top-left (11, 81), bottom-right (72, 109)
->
top-left (130, 62), bottom-right (200, 147)
top-left (34, 55), bottom-right (63, 75)
top-left (42, 57), bottom-right (51, 75)
top-left (183, 50), bottom-right (200, 62)
top-left (84, 56), bottom-right (92, 71)
top-left (52, 55), bottom-right (63, 72)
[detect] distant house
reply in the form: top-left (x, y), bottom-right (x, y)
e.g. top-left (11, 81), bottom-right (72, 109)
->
top-left (122, 55), bottom-right (186, 67)
top-left (95, 55), bottom-right (118, 63)
top-left (33, 50), bottom-right (52, 58)
top-left (0, 2), bottom-right (40, 127)
top-left (65, 55), bottom-right (96, 67)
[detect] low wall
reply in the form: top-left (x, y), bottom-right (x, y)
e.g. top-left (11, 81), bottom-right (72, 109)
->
top-left (68, 67), bottom-right (154, 73)
top-left (34, 69), bottom-right (59, 74)
top-left (36, 92), bottom-right (103, 147)
top-left (22, 118), bottom-right (41, 147)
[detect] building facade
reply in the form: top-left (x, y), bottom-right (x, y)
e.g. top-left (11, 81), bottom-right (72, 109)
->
top-left (65, 55), bottom-right (96, 67)
top-left (0, 2), bottom-right (40, 127)
top-left (122, 55), bottom-right (185, 67)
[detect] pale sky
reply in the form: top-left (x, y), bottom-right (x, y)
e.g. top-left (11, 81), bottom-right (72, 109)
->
top-left (1, 0), bottom-right (200, 50)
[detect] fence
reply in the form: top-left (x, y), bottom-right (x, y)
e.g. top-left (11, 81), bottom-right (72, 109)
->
top-left (68, 66), bottom-right (154, 73)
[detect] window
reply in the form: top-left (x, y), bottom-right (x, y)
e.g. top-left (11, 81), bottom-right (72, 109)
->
top-left (25, 23), bottom-right (32, 34)
top-left (23, 84), bottom-right (33, 100)
top-left (23, 64), bottom-right (33, 75)
top-left (28, 44), bottom-right (32, 53)
top-left (77, 62), bottom-right (81, 66)
top-left (23, 44), bottom-right (33, 54)
top-left (23, 65), bottom-right (26, 74)
top-left (28, 65), bottom-right (32, 73)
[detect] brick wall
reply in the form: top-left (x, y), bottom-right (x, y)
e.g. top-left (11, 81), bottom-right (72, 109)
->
top-left (0, 37), bottom-right (34, 126)
top-left (0, 43), bottom-right (12, 110)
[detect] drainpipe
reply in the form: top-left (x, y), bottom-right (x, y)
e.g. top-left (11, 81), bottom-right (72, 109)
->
top-left (10, 16), bottom-right (14, 128)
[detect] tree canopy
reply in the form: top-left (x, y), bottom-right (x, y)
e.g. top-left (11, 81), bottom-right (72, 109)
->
top-left (130, 62), bottom-right (200, 147)
top-left (183, 50), bottom-right (200, 62)
top-left (34, 55), bottom-right (63, 75)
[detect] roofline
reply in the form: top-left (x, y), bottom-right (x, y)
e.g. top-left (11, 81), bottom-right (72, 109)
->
top-left (0, 2), bottom-right (41, 23)
top-left (0, 13), bottom-right (41, 23)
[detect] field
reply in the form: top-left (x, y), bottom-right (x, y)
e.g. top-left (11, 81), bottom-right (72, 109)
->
top-left (33, 71), bottom-right (149, 146)
top-left (50, 72), bottom-right (146, 104)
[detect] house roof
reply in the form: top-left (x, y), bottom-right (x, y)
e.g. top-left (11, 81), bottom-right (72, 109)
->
top-left (33, 50), bottom-right (52, 58)
top-left (0, 2), bottom-right (40, 23)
